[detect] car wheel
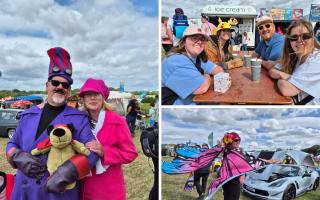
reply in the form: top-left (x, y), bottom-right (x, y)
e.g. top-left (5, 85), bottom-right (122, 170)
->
top-left (313, 178), bottom-right (319, 190)
top-left (282, 185), bottom-right (295, 200)
top-left (7, 129), bottom-right (15, 139)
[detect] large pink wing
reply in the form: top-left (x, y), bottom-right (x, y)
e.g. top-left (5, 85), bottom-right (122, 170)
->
top-left (207, 149), bottom-right (254, 198)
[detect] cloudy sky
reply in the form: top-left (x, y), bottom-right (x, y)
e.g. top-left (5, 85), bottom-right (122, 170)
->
top-left (0, 0), bottom-right (158, 91)
top-left (162, 108), bottom-right (320, 151)
top-left (162, 0), bottom-right (320, 18)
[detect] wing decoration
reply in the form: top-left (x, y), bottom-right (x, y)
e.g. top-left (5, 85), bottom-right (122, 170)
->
top-left (176, 148), bottom-right (203, 158)
top-left (162, 147), bottom-right (223, 174)
top-left (206, 149), bottom-right (254, 199)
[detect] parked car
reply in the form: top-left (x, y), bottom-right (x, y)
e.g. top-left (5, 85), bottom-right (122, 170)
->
top-left (243, 164), bottom-right (319, 200)
top-left (0, 109), bottom-right (23, 138)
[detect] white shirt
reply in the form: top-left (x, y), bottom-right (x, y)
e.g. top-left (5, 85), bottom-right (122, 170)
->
top-left (288, 49), bottom-right (320, 105)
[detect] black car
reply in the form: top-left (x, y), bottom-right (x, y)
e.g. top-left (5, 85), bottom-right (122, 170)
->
top-left (0, 109), bottom-right (23, 138)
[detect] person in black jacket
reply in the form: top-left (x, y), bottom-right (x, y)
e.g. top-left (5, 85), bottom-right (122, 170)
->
top-left (193, 143), bottom-right (211, 200)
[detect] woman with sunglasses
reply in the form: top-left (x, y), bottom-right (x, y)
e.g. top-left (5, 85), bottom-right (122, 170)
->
top-left (162, 26), bottom-right (223, 105)
top-left (269, 20), bottom-right (320, 105)
top-left (79, 78), bottom-right (138, 200)
top-left (205, 18), bottom-right (236, 64)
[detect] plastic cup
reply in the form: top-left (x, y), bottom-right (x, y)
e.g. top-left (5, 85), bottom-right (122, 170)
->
top-left (243, 55), bottom-right (252, 67)
top-left (250, 59), bottom-right (261, 82)
top-left (232, 54), bottom-right (239, 59)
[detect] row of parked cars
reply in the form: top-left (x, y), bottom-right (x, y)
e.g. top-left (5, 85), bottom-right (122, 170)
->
top-left (0, 109), bottom-right (22, 139)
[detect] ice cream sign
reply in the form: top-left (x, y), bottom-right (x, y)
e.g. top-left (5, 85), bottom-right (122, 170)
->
top-left (203, 5), bottom-right (257, 16)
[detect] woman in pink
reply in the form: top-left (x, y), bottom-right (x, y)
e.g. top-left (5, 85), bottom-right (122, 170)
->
top-left (79, 78), bottom-right (138, 200)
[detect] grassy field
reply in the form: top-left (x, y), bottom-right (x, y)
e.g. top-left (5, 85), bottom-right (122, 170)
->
top-left (162, 157), bottom-right (320, 200)
top-left (0, 131), bottom-right (154, 200)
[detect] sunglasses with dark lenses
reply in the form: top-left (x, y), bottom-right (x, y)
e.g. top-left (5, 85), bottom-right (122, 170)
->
top-left (52, 65), bottom-right (72, 75)
top-left (233, 139), bottom-right (241, 142)
top-left (189, 35), bottom-right (208, 43)
top-left (50, 79), bottom-right (70, 89)
top-left (287, 33), bottom-right (313, 42)
top-left (258, 23), bottom-right (272, 31)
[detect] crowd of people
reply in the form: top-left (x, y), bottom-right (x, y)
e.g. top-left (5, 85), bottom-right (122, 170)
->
top-left (5, 47), bottom-right (158, 200)
top-left (161, 8), bottom-right (320, 105)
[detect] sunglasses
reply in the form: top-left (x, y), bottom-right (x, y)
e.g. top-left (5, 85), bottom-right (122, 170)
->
top-left (50, 79), bottom-right (70, 89)
top-left (51, 65), bottom-right (72, 76)
top-left (258, 23), bottom-right (272, 31)
top-left (189, 35), bottom-right (208, 43)
top-left (233, 139), bottom-right (241, 142)
top-left (287, 33), bottom-right (313, 42)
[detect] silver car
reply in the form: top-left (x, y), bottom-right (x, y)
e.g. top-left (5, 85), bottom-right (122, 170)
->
top-left (243, 164), bottom-right (319, 200)
top-left (0, 109), bottom-right (23, 138)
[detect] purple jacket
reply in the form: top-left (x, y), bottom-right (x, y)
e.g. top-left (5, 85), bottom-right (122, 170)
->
top-left (6, 105), bottom-right (98, 200)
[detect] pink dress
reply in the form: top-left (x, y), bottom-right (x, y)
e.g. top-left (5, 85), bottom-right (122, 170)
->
top-left (81, 110), bottom-right (138, 200)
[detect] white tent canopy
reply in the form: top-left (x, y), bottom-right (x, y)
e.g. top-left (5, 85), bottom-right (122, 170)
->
top-left (108, 91), bottom-right (132, 99)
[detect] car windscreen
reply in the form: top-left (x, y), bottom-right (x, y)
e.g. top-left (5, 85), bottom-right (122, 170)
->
top-left (0, 111), bottom-right (17, 120)
top-left (271, 165), bottom-right (300, 177)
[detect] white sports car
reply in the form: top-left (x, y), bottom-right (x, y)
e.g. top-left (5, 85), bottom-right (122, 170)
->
top-left (243, 164), bottom-right (319, 200)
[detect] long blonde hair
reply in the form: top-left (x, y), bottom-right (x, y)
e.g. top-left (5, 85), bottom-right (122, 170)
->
top-left (280, 20), bottom-right (320, 74)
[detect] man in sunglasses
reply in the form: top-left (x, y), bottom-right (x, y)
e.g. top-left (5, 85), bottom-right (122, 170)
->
top-left (252, 15), bottom-right (285, 70)
top-left (6, 47), bottom-right (98, 199)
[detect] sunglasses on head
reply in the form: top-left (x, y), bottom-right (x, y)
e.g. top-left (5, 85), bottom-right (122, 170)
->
top-left (189, 35), bottom-right (208, 43)
top-left (49, 79), bottom-right (70, 89)
top-left (287, 33), bottom-right (313, 42)
top-left (51, 65), bottom-right (72, 76)
top-left (258, 23), bottom-right (272, 31)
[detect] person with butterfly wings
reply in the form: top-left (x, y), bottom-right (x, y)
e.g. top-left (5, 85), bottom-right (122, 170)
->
top-left (162, 130), bottom-right (272, 200)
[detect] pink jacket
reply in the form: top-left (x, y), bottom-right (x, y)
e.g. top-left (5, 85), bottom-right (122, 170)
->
top-left (81, 110), bottom-right (138, 200)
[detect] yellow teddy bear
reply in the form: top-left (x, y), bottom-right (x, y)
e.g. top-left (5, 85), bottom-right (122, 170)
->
top-left (31, 124), bottom-right (90, 190)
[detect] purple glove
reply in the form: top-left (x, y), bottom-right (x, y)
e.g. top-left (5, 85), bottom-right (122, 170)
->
top-left (8, 148), bottom-right (46, 178)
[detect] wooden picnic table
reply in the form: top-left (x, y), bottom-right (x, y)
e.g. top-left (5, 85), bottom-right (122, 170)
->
top-left (193, 52), bottom-right (293, 105)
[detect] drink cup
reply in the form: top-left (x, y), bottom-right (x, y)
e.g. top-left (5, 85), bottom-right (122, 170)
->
top-left (243, 55), bottom-right (251, 67)
top-left (232, 53), bottom-right (239, 59)
top-left (250, 59), bottom-right (262, 82)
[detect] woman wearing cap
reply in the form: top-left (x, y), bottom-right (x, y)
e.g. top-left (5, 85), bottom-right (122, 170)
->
top-left (162, 26), bottom-right (223, 105)
top-left (269, 20), bottom-right (320, 105)
top-left (205, 18), bottom-right (237, 64)
top-left (79, 78), bottom-right (138, 200)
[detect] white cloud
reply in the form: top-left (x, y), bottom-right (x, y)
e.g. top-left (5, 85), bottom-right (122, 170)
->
top-left (162, 108), bottom-right (320, 151)
top-left (0, 0), bottom-right (158, 91)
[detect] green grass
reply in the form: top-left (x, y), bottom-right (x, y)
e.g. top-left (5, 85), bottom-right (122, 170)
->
top-left (0, 130), bottom-right (154, 200)
top-left (162, 157), bottom-right (320, 200)
top-left (140, 103), bottom-right (151, 115)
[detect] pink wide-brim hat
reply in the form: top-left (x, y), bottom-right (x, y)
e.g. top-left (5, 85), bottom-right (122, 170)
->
top-left (79, 78), bottom-right (110, 100)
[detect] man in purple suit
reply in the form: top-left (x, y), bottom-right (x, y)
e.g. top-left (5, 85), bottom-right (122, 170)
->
top-left (6, 47), bottom-right (98, 200)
